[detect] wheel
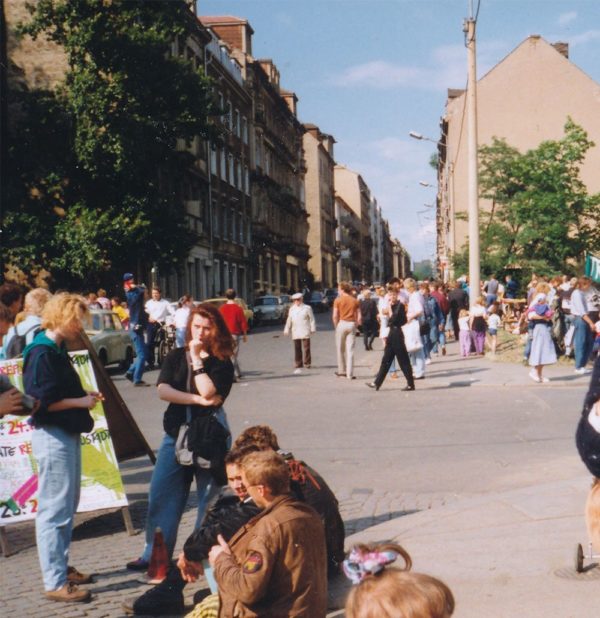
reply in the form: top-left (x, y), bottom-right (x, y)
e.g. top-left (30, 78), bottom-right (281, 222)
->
top-left (575, 543), bottom-right (584, 573)
top-left (119, 346), bottom-right (134, 372)
top-left (157, 339), bottom-right (170, 366)
top-left (98, 349), bottom-right (108, 367)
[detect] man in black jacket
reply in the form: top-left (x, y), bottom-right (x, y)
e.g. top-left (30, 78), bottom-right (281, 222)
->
top-left (448, 280), bottom-right (469, 340)
top-left (123, 449), bottom-right (260, 616)
top-left (366, 289), bottom-right (415, 391)
top-left (359, 290), bottom-right (379, 351)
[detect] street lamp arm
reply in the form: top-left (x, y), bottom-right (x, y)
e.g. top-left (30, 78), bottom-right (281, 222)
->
top-left (409, 131), bottom-right (442, 145)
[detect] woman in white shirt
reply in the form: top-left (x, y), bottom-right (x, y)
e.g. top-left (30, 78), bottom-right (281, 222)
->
top-left (404, 278), bottom-right (426, 379)
top-left (173, 295), bottom-right (192, 348)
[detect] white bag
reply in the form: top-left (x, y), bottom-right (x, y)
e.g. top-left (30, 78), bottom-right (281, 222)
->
top-left (401, 320), bottom-right (423, 353)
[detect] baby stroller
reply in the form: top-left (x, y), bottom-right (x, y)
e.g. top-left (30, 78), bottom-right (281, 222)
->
top-left (574, 356), bottom-right (600, 572)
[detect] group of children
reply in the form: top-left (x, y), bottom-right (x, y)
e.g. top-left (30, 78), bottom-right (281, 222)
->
top-left (456, 296), bottom-right (502, 358)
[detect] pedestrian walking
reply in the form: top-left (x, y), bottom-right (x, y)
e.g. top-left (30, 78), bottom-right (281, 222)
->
top-left (23, 293), bottom-right (103, 603)
top-left (405, 278), bottom-right (426, 379)
top-left (359, 290), bottom-right (378, 351)
top-left (571, 276), bottom-right (595, 374)
top-left (458, 309), bottom-right (471, 357)
top-left (333, 282), bottom-right (361, 379)
top-left (283, 292), bottom-right (315, 373)
top-left (469, 296), bottom-right (487, 355)
top-left (486, 303), bottom-right (501, 355)
top-left (145, 286), bottom-right (173, 369)
top-left (527, 293), bottom-right (557, 383)
top-left (483, 274), bottom-right (499, 307)
top-left (448, 280), bottom-right (469, 341)
top-left (126, 304), bottom-right (234, 573)
top-left (174, 295), bottom-right (192, 348)
top-left (430, 281), bottom-right (449, 356)
top-left (123, 273), bottom-right (149, 386)
top-left (219, 288), bottom-right (248, 380)
top-left (366, 290), bottom-right (415, 391)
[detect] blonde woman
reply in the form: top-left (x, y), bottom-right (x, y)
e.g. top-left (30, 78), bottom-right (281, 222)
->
top-left (23, 294), bottom-right (103, 603)
top-left (404, 278), bottom-right (426, 379)
top-left (2, 287), bottom-right (52, 359)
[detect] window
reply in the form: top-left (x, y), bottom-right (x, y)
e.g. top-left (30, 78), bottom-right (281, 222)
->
top-left (242, 116), bottom-right (248, 144)
top-left (227, 100), bottom-right (233, 130)
top-left (213, 201), bottom-right (219, 236)
top-left (210, 146), bottom-right (217, 176)
top-left (231, 208), bottom-right (236, 241)
top-left (236, 162), bottom-right (242, 190)
top-left (218, 93), bottom-right (224, 122)
top-left (229, 155), bottom-right (234, 186)
top-left (244, 166), bottom-right (250, 195)
top-left (234, 109), bottom-right (240, 137)
top-left (239, 215), bottom-right (244, 244)
top-left (255, 135), bottom-right (262, 167)
top-left (220, 149), bottom-right (226, 180)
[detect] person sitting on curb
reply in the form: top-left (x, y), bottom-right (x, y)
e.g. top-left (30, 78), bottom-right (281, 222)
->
top-left (123, 448), bottom-right (261, 616)
top-left (183, 450), bottom-right (328, 618)
top-left (233, 424), bottom-right (346, 579)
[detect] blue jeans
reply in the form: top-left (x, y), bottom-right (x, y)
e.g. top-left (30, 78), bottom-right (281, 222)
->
top-left (486, 294), bottom-right (497, 307)
top-left (573, 316), bottom-right (594, 369)
top-left (32, 425), bottom-right (81, 591)
top-left (409, 347), bottom-right (426, 378)
top-left (140, 408), bottom-right (230, 562)
top-left (175, 328), bottom-right (186, 348)
top-left (128, 329), bottom-right (147, 383)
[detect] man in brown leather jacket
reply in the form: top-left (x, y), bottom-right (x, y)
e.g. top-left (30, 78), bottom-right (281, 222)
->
top-left (209, 450), bottom-right (327, 617)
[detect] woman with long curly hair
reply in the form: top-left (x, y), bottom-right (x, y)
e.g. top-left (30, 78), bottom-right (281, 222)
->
top-left (126, 303), bottom-right (234, 573)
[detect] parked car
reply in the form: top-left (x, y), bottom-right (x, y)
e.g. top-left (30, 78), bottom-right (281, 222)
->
top-left (202, 297), bottom-right (254, 330)
top-left (253, 295), bottom-right (286, 325)
top-left (323, 288), bottom-right (338, 308)
top-left (85, 309), bottom-right (135, 369)
top-left (308, 291), bottom-right (329, 313)
top-left (279, 294), bottom-right (292, 320)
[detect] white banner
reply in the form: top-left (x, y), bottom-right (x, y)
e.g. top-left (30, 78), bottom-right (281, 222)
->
top-left (0, 351), bottom-right (127, 525)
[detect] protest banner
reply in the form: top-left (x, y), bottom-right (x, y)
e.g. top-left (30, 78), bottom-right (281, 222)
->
top-left (0, 351), bottom-right (128, 529)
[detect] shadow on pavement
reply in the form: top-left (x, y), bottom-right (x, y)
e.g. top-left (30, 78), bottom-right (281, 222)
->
top-left (344, 509), bottom-right (419, 536)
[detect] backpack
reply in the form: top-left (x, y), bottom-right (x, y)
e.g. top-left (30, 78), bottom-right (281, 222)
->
top-left (5, 323), bottom-right (41, 359)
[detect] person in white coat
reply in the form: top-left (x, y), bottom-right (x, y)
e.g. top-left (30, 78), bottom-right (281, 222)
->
top-left (283, 293), bottom-right (316, 374)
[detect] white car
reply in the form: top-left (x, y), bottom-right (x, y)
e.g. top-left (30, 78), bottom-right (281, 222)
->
top-left (253, 295), bottom-right (286, 325)
top-left (85, 310), bottom-right (135, 369)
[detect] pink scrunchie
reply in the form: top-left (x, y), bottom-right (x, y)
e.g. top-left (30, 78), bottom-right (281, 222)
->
top-left (343, 548), bottom-right (398, 584)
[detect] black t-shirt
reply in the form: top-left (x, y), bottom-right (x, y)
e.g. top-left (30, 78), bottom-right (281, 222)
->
top-left (158, 347), bottom-right (234, 438)
top-left (23, 342), bottom-right (93, 434)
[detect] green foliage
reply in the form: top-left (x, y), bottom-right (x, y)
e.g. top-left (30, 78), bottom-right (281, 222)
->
top-left (6, 0), bottom-right (216, 288)
top-left (453, 119), bottom-right (600, 279)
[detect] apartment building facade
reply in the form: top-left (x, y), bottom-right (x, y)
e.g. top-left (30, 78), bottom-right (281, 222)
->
top-left (201, 16), bottom-right (309, 296)
top-left (334, 165), bottom-right (373, 281)
top-left (438, 36), bottom-right (600, 279)
top-left (303, 124), bottom-right (337, 289)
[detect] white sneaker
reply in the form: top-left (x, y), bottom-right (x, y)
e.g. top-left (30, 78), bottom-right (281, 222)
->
top-left (529, 370), bottom-right (541, 383)
top-left (425, 359), bottom-right (432, 365)
top-left (575, 367), bottom-right (591, 375)
top-left (541, 377), bottom-right (550, 383)
top-left (293, 368), bottom-right (302, 375)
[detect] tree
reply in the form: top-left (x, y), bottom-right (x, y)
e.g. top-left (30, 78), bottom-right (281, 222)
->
top-left (6, 0), bottom-right (218, 288)
top-left (453, 119), bottom-right (600, 279)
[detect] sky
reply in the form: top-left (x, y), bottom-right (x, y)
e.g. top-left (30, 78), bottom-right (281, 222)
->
top-left (199, 0), bottom-right (600, 264)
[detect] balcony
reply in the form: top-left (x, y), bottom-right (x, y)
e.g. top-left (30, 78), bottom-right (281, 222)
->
top-left (207, 36), bottom-right (243, 87)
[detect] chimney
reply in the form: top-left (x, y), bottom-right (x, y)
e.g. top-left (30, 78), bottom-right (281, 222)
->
top-left (552, 41), bottom-right (569, 59)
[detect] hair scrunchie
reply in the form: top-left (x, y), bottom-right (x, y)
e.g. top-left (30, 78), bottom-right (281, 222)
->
top-left (343, 547), bottom-right (399, 584)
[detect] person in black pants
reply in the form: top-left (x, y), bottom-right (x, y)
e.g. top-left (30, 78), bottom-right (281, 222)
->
top-left (359, 290), bottom-right (379, 350)
top-left (366, 291), bottom-right (415, 391)
top-left (448, 281), bottom-right (469, 341)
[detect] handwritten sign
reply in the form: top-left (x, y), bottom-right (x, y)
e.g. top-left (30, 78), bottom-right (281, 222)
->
top-left (0, 352), bottom-right (128, 525)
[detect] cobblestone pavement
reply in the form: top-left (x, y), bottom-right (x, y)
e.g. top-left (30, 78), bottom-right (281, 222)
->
top-left (0, 314), bottom-right (589, 616)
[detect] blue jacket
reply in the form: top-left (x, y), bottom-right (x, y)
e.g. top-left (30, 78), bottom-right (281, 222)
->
top-left (126, 286), bottom-right (148, 328)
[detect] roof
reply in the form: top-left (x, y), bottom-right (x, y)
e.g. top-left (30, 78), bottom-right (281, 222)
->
top-left (200, 15), bottom-right (254, 34)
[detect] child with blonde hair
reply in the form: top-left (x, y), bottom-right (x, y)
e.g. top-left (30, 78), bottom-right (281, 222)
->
top-left (457, 309), bottom-right (471, 357)
top-left (343, 542), bottom-right (455, 618)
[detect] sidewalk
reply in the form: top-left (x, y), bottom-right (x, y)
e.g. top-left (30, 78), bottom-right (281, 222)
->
top-left (339, 476), bottom-right (595, 618)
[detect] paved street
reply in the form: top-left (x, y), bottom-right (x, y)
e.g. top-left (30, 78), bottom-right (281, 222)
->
top-left (0, 313), bottom-right (596, 617)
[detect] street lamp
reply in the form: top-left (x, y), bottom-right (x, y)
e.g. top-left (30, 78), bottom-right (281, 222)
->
top-left (409, 131), bottom-right (440, 144)
top-left (419, 181), bottom-right (433, 188)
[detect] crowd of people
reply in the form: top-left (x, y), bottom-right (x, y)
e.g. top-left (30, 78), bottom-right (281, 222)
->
top-left (2, 269), bottom-right (599, 616)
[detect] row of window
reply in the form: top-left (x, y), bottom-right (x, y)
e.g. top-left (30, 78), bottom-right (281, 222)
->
top-left (210, 148), bottom-right (251, 195)
top-left (213, 205), bottom-right (251, 246)
top-left (217, 93), bottom-right (249, 143)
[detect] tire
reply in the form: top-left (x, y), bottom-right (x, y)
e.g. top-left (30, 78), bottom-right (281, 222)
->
top-left (157, 339), bottom-right (170, 367)
top-left (119, 346), bottom-right (134, 372)
top-left (575, 543), bottom-right (584, 573)
top-left (98, 349), bottom-right (108, 367)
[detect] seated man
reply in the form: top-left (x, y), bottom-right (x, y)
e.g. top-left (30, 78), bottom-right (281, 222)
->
top-left (123, 448), bottom-right (261, 616)
top-left (234, 425), bottom-right (346, 578)
top-left (188, 450), bottom-right (327, 617)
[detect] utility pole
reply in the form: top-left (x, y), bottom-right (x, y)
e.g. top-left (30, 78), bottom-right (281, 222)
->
top-left (465, 0), bottom-right (480, 305)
